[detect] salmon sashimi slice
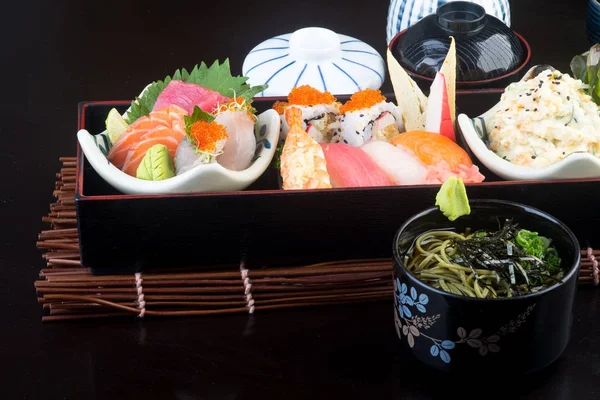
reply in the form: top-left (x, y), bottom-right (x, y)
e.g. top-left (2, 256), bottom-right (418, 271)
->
top-left (391, 130), bottom-right (473, 170)
top-left (107, 105), bottom-right (188, 170)
top-left (320, 143), bottom-right (393, 188)
top-left (280, 106), bottom-right (331, 190)
top-left (121, 136), bottom-right (180, 176)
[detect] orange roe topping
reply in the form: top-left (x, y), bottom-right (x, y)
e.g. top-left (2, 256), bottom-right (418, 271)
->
top-left (272, 101), bottom-right (288, 115)
top-left (287, 85), bottom-right (337, 106)
top-left (189, 120), bottom-right (228, 153)
top-left (339, 89), bottom-right (386, 114)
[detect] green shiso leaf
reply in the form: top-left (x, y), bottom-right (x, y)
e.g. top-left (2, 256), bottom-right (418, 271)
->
top-left (184, 106), bottom-right (215, 133)
top-left (125, 59), bottom-right (268, 124)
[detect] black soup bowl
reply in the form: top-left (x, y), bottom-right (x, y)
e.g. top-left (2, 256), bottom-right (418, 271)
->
top-left (392, 199), bottom-right (580, 375)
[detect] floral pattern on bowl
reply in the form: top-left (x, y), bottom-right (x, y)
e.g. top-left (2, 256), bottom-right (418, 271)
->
top-left (393, 278), bottom-right (536, 364)
top-left (457, 65), bottom-right (600, 181)
top-left (77, 100), bottom-right (281, 195)
top-left (242, 27), bottom-right (385, 96)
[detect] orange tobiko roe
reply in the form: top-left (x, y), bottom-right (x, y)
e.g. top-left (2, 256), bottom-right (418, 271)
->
top-left (391, 130), bottom-right (473, 170)
top-left (189, 120), bottom-right (228, 153)
top-left (339, 88), bottom-right (386, 114)
top-left (287, 85), bottom-right (337, 106)
top-left (272, 101), bottom-right (289, 115)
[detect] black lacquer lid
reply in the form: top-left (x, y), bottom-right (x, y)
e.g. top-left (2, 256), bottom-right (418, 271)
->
top-left (392, 2), bottom-right (526, 82)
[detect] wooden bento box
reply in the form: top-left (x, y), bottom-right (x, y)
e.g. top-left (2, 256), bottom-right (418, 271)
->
top-left (76, 90), bottom-right (600, 275)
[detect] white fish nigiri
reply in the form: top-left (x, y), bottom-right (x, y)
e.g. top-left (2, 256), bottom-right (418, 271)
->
top-left (215, 110), bottom-right (256, 171)
top-left (360, 140), bottom-right (429, 186)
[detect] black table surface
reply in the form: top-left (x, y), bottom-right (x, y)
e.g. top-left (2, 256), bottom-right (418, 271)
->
top-left (5, 0), bottom-right (600, 398)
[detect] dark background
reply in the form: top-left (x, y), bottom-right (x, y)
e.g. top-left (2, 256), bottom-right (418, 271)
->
top-left (3, 0), bottom-right (599, 398)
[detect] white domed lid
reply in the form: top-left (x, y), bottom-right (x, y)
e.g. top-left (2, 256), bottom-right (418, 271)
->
top-left (242, 27), bottom-right (386, 97)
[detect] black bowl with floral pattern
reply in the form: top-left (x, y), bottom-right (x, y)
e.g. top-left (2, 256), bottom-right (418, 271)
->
top-left (392, 199), bottom-right (580, 374)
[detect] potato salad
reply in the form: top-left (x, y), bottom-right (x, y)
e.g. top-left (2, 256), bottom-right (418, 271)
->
top-left (488, 69), bottom-right (600, 168)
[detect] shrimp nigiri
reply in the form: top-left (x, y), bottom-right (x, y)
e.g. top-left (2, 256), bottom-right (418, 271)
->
top-left (280, 106), bottom-right (331, 190)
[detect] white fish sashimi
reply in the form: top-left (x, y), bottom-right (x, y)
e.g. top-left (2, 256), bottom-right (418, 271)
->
top-left (215, 111), bottom-right (257, 171)
top-left (360, 140), bottom-right (429, 186)
top-left (174, 137), bottom-right (205, 175)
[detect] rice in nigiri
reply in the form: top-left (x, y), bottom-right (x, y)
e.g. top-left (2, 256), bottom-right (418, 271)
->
top-left (331, 89), bottom-right (405, 147)
top-left (273, 85), bottom-right (341, 143)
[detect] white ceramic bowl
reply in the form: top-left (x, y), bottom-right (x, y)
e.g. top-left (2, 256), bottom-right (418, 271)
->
top-left (242, 27), bottom-right (385, 97)
top-left (77, 91), bottom-right (281, 195)
top-left (458, 66), bottom-right (600, 181)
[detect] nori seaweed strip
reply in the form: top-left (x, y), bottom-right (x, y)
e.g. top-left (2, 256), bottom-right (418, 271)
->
top-left (448, 219), bottom-right (562, 295)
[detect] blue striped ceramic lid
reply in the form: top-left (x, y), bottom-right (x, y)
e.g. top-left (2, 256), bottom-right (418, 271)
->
top-left (386, 0), bottom-right (511, 44)
top-left (588, 0), bottom-right (600, 45)
top-left (242, 27), bottom-right (385, 97)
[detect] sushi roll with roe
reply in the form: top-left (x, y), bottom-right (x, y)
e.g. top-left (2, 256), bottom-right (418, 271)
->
top-left (273, 85), bottom-right (341, 143)
top-left (332, 89), bottom-right (405, 146)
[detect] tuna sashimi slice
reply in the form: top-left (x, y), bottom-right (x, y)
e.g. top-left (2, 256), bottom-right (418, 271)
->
top-left (153, 80), bottom-right (230, 114)
top-left (320, 143), bottom-right (393, 188)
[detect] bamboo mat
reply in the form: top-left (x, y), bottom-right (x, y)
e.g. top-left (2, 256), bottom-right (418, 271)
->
top-left (35, 158), bottom-right (600, 322)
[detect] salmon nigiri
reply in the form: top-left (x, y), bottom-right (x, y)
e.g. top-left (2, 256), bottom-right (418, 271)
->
top-left (391, 130), bottom-right (472, 170)
top-left (280, 106), bottom-right (331, 190)
top-left (107, 105), bottom-right (187, 176)
top-left (391, 130), bottom-right (485, 184)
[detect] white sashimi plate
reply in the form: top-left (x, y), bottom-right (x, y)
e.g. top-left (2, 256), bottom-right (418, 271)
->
top-left (77, 103), bottom-right (281, 195)
top-left (457, 65), bottom-right (600, 181)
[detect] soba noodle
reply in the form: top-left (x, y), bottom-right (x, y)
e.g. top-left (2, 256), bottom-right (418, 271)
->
top-left (403, 221), bottom-right (565, 299)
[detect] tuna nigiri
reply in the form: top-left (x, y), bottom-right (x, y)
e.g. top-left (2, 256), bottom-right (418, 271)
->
top-left (153, 80), bottom-right (230, 115)
top-left (360, 140), bottom-right (429, 186)
top-left (107, 105), bottom-right (187, 175)
top-left (280, 106), bottom-right (331, 190)
top-left (320, 143), bottom-right (393, 188)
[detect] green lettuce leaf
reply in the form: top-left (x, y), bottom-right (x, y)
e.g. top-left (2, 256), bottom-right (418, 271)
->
top-left (125, 59), bottom-right (267, 124)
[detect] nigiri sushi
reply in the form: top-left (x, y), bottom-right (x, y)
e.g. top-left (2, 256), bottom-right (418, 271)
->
top-left (391, 130), bottom-right (485, 183)
top-left (273, 85), bottom-right (341, 143)
top-left (331, 89), bottom-right (405, 147)
top-left (320, 143), bottom-right (393, 188)
top-left (360, 140), bottom-right (429, 186)
top-left (280, 106), bottom-right (331, 190)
